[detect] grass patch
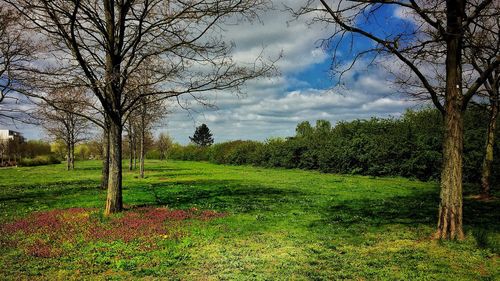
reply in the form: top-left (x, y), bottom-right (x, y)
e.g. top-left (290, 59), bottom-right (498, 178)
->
top-left (0, 160), bottom-right (498, 280)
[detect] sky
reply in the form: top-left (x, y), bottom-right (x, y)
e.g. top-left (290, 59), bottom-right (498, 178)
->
top-left (10, 1), bottom-right (423, 144)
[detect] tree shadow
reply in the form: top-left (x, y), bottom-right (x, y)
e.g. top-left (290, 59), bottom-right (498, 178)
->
top-left (142, 166), bottom-right (189, 172)
top-left (0, 179), bottom-right (100, 203)
top-left (75, 166), bottom-right (103, 171)
top-left (142, 179), bottom-right (304, 213)
top-left (310, 188), bottom-right (499, 253)
top-left (314, 189), bottom-right (499, 230)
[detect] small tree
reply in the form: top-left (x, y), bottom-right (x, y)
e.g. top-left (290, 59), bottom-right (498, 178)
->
top-left (38, 88), bottom-right (90, 170)
top-left (190, 124), bottom-right (214, 147)
top-left (157, 133), bottom-right (173, 160)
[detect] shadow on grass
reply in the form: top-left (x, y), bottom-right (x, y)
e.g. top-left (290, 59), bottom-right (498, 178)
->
top-left (141, 166), bottom-right (189, 172)
top-left (74, 166), bottom-right (103, 171)
top-left (141, 179), bottom-right (305, 213)
top-left (311, 188), bottom-right (499, 252)
top-left (315, 188), bottom-right (498, 226)
top-left (0, 179), bottom-right (100, 202)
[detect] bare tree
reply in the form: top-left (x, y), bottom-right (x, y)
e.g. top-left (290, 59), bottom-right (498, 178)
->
top-left (294, 0), bottom-right (499, 239)
top-left (137, 97), bottom-right (165, 178)
top-left (464, 13), bottom-right (500, 198)
top-left (38, 88), bottom-right (90, 170)
top-left (157, 132), bottom-right (173, 160)
top-left (6, 0), bottom-right (275, 214)
top-left (125, 116), bottom-right (138, 171)
top-left (0, 3), bottom-right (34, 123)
top-left (125, 96), bottom-right (166, 178)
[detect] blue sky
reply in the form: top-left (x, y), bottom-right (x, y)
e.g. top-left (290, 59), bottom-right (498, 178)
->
top-left (13, 1), bottom-right (421, 144)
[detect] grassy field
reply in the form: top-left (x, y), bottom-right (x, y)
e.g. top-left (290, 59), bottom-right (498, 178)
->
top-left (0, 160), bottom-right (498, 280)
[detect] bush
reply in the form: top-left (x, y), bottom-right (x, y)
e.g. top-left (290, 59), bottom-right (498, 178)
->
top-left (169, 144), bottom-right (209, 161)
top-left (167, 107), bottom-right (497, 183)
top-left (18, 155), bottom-right (61, 167)
top-left (209, 140), bottom-right (263, 165)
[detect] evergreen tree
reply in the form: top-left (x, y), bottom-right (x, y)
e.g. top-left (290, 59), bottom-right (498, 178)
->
top-left (190, 124), bottom-right (214, 147)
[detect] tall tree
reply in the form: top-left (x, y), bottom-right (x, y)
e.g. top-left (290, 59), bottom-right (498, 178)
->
top-left (8, 0), bottom-right (274, 215)
top-left (190, 123), bottom-right (214, 147)
top-left (294, 0), bottom-right (499, 239)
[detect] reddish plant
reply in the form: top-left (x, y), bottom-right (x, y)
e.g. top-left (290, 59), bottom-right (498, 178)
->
top-left (1, 206), bottom-right (227, 257)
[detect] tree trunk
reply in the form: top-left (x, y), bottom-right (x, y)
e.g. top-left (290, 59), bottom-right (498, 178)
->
top-left (128, 129), bottom-right (133, 171)
top-left (70, 139), bottom-right (75, 170)
top-left (133, 142), bottom-right (137, 169)
top-left (436, 0), bottom-right (465, 240)
top-left (480, 99), bottom-right (498, 198)
top-left (66, 142), bottom-right (71, 171)
top-left (437, 106), bottom-right (464, 240)
top-left (105, 119), bottom-right (123, 215)
top-left (101, 127), bottom-right (110, 190)
top-left (140, 101), bottom-right (146, 178)
top-left (140, 129), bottom-right (145, 178)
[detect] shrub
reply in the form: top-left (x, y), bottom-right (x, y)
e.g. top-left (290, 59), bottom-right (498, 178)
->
top-left (167, 107), bottom-right (497, 183)
top-left (18, 155), bottom-right (61, 167)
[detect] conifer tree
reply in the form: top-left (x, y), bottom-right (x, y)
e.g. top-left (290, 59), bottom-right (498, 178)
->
top-left (190, 124), bottom-right (214, 147)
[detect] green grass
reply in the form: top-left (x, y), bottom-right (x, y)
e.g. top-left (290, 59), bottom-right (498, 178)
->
top-left (0, 160), bottom-right (498, 280)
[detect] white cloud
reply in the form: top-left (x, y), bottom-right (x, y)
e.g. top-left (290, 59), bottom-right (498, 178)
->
top-left (165, 60), bottom-right (420, 144)
top-left (9, 0), bottom-right (420, 143)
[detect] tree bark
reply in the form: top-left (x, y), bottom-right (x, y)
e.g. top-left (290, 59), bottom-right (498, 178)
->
top-left (140, 101), bottom-right (146, 178)
top-left (70, 134), bottom-right (75, 170)
top-left (101, 127), bottom-right (110, 190)
top-left (436, 0), bottom-right (465, 240)
top-left (140, 133), bottom-right (145, 178)
top-left (128, 125), bottom-right (133, 171)
top-left (480, 99), bottom-right (498, 198)
top-left (105, 119), bottom-right (123, 215)
top-left (66, 142), bottom-right (71, 171)
top-left (133, 142), bottom-right (137, 169)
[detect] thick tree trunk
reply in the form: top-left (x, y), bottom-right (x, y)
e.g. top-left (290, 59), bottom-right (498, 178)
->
top-left (105, 119), bottom-right (123, 215)
top-left (101, 127), bottom-right (110, 190)
top-left (436, 107), bottom-right (465, 240)
top-left (480, 100), bottom-right (498, 198)
top-left (436, 0), bottom-right (465, 240)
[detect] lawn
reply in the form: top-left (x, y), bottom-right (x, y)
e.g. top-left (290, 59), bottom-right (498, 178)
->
top-left (0, 160), bottom-right (498, 280)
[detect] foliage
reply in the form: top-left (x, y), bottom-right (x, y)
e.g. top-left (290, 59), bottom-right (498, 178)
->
top-left (50, 140), bottom-right (66, 160)
top-left (209, 140), bottom-right (263, 165)
top-left (169, 144), bottom-right (210, 161)
top-left (0, 160), bottom-right (497, 279)
top-left (75, 144), bottom-right (91, 160)
top-left (21, 140), bottom-right (52, 158)
top-left (18, 155), bottom-right (61, 167)
top-left (189, 124), bottom-right (214, 147)
top-left (169, 107), bottom-right (497, 183)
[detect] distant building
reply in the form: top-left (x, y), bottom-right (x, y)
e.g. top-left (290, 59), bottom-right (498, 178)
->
top-left (0, 130), bottom-right (25, 143)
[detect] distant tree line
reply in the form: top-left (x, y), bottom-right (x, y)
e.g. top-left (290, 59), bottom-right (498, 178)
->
top-left (167, 107), bottom-right (499, 190)
top-left (0, 139), bottom-right (59, 167)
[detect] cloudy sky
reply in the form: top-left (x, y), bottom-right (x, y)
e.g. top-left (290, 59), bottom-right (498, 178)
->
top-left (14, 1), bottom-right (422, 143)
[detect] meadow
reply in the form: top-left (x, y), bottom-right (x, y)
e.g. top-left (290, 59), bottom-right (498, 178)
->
top-left (0, 160), bottom-right (498, 280)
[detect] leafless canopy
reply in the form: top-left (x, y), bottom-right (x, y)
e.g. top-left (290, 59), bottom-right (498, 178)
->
top-left (0, 3), bottom-right (34, 123)
top-left (6, 0), bottom-right (275, 124)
